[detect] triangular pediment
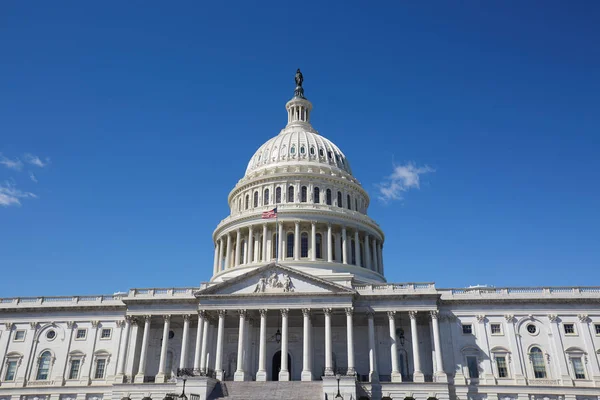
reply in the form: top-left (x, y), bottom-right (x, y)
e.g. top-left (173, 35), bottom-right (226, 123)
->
top-left (195, 263), bottom-right (356, 297)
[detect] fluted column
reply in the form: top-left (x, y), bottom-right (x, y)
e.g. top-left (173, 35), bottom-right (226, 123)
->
top-left (311, 221), bottom-right (317, 261)
top-left (225, 233), bottom-right (232, 269)
top-left (115, 317), bottom-right (131, 381)
top-left (262, 224), bottom-right (268, 262)
top-left (578, 314), bottom-right (600, 384)
top-left (200, 314), bottom-right (210, 373)
top-left (213, 243), bottom-right (219, 275)
top-left (278, 221), bottom-right (284, 261)
top-left (372, 239), bottom-right (378, 273)
top-left (256, 309), bottom-right (268, 381)
top-left (387, 311), bottom-right (401, 382)
top-left (294, 221), bottom-right (300, 260)
top-left (134, 315), bottom-right (151, 383)
top-left (409, 311), bottom-right (424, 382)
top-left (235, 229), bottom-right (241, 266)
top-left (156, 315), bottom-right (171, 382)
top-left (215, 310), bottom-right (226, 380)
top-left (342, 227), bottom-right (348, 264)
top-left (234, 310), bottom-right (247, 381)
top-left (324, 308), bottom-right (333, 376)
top-left (194, 312), bottom-right (205, 370)
top-left (180, 315), bottom-right (191, 369)
top-left (327, 224), bottom-right (333, 262)
top-left (346, 308), bottom-right (356, 376)
top-left (547, 314), bottom-right (573, 385)
top-left (354, 230), bottom-right (361, 267)
top-left (430, 311), bottom-right (448, 382)
top-left (301, 309), bottom-right (313, 381)
top-left (364, 234), bottom-right (371, 270)
top-left (218, 239), bottom-right (224, 272)
top-left (248, 226), bottom-right (254, 264)
top-left (279, 309), bottom-right (290, 381)
top-left (367, 310), bottom-right (379, 382)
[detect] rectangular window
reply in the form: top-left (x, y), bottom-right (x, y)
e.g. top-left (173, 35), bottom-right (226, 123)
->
top-left (462, 324), bottom-right (473, 334)
top-left (4, 360), bottom-right (17, 381)
top-left (94, 359), bottom-right (106, 379)
top-left (14, 330), bottom-right (25, 341)
top-left (467, 356), bottom-right (479, 378)
top-left (76, 329), bottom-right (87, 340)
top-left (496, 356), bottom-right (508, 378)
top-left (68, 359), bottom-right (81, 380)
top-left (564, 324), bottom-right (575, 335)
top-left (572, 357), bottom-right (586, 379)
top-left (595, 324), bottom-right (600, 335)
top-left (100, 328), bottom-right (111, 339)
top-left (490, 324), bottom-right (502, 334)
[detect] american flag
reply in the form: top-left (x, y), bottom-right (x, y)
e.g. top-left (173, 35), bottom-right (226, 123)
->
top-left (261, 207), bottom-right (277, 219)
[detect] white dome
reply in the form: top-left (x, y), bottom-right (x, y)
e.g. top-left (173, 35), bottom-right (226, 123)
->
top-left (245, 130), bottom-right (353, 176)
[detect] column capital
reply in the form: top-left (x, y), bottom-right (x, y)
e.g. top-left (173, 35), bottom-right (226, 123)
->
top-left (430, 310), bottom-right (440, 320)
top-left (294, 219), bottom-right (300, 225)
top-left (578, 314), bottom-right (589, 323)
top-left (198, 310), bottom-right (207, 319)
top-left (143, 315), bottom-right (152, 322)
top-left (547, 314), bottom-right (558, 323)
top-left (236, 228), bottom-right (241, 233)
top-left (387, 310), bottom-right (396, 320)
top-left (162, 315), bottom-right (171, 322)
top-left (218, 310), bottom-right (227, 317)
top-left (476, 314), bottom-right (486, 323)
top-left (311, 220), bottom-right (317, 225)
top-left (259, 309), bottom-right (268, 317)
top-left (302, 308), bottom-right (311, 317)
top-left (504, 314), bottom-right (515, 322)
top-left (345, 307), bottom-right (354, 317)
top-left (280, 308), bottom-right (289, 316)
top-left (238, 309), bottom-right (247, 317)
top-left (327, 222), bottom-right (332, 228)
top-left (183, 314), bottom-right (191, 322)
top-left (66, 321), bottom-right (76, 329)
top-left (323, 308), bottom-right (332, 316)
top-left (408, 310), bottom-right (418, 320)
top-left (4, 322), bottom-right (13, 330)
top-left (366, 309), bottom-right (376, 318)
top-left (116, 320), bottom-right (126, 328)
top-left (90, 321), bottom-right (100, 329)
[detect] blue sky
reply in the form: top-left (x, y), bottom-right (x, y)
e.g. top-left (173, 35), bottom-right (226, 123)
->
top-left (1, 1), bottom-right (599, 297)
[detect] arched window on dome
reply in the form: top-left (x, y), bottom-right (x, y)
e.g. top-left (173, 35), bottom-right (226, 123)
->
top-left (300, 146), bottom-right (306, 155)
top-left (301, 186), bottom-right (307, 202)
top-left (287, 186), bottom-right (294, 203)
top-left (347, 194), bottom-right (351, 210)
top-left (286, 233), bottom-right (294, 259)
top-left (326, 189), bottom-right (332, 205)
top-left (264, 189), bottom-right (270, 206)
top-left (351, 239), bottom-right (356, 265)
top-left (301, 232), bottom-right (308, 258)
top-left (530, 347), bottom-right (547, 378)
top-left (290, 145), bottom-right (296, 155)
top-left (327, 151), bottom-right (333, 160)
top-left (319, 148), bottom-right (324, 157)
top-left (238, 198), bottom-right (242, 213)
top-left (36, 351), bottom-right (52, 380)
top-left (253, 191), bottom-right (259, 208)
top-left (337, 191), bottom-right (343, 208)
top-left (316, 233), bottom-right (323, 259)
top-left (245, 195), bottom-right (249, 210)
top-left (313, 187), bottom-right (320, 204)
top-left (310, 146), bottom-right (315, 156)
top-left (276, 187), bottom-right (281, 204)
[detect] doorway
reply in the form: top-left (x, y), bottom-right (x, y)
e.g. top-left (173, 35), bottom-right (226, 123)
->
top-left (272, 351), bottom-right (292, 381)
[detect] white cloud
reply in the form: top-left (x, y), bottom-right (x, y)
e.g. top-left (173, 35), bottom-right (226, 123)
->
top-left (0, 155), bottom-right (23, 171)
top-left (29, 171), bottom-right (38, 183)
top-left (24, 153), bottom-right (50, 168)
top-left (377, 162), bottom-right (435, 202)
top-left (0, 181), bottom-right (37, 207)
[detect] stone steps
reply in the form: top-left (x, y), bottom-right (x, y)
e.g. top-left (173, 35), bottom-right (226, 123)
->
top-left (208, 381), bottom-right (323, 400)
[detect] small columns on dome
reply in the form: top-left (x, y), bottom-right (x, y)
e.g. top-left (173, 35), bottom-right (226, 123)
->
top-left (286, 97), bottom-right (313, 126)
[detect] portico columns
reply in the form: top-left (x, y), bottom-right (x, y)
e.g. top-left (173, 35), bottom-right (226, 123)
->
top-left (341, 228), bottom-right (348, 264)
top-left (327, 224), bottom-right (333, 262)
top-left (324, 308), bottom-right (334, 376)
top-left (134, 315), bottom-right (151, 383)
top-left (194, 311), bottom-right (205, 370)
top-left (279, 309), bottom-right (290, 381)
top-left (156, 315), bottom-right (171, 382)
top-left (430, 311), bottom-right (448, 382)
top-left (235, 229), bottom-right (241, 266)
top-left (115, 316), bottom-right (131, 382)
top-left (278, 222), bottom-right (284, 261)
top-left (294, 221), bottom-right (300, 261)
top-left (311, 221), bottom-right (317, 261)
top-left (262, 224), bottom-right (268, 262)
top-left (256, 309), bottom-right (268, 381)
top-left (346, 308), bottom-right (356, 376)
top-left (213, 244), bottom-right (219, 275)
top-left (301, 309), bottom-right (313, 381)
top-left (248, 226), bottom-right (254, 264)
top-left (234, 310), bottom-right (247, 381)
top-left (367, 310), bottom-right (378, 382)
top-left (215, 310), bottom-right (226, 380)
top-left (372, 239), bottom-right (378, 273)
top-left (199, 314), bottom-right (210, 373)
top-left (409, 311), bottom-right (424, 382)
top-left (218, 239), bottom-right (224, 272)
top-left (179, 315), bottom-right (191, 369)
top-left (388, 311), bottom-right (402, 382)
top-left (225, 233), bottom-right (232, 269)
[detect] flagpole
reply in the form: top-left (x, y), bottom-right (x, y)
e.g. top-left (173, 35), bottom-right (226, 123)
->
top-left (275, 202), bottom-right (279, 263)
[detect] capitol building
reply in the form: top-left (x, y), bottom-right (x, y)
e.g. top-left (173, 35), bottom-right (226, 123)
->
top-left (1, 72), bottom-right (599, 400)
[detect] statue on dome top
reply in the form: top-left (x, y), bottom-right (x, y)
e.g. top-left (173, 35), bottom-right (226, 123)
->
top-left (294, 68), bottom-right (305, 98)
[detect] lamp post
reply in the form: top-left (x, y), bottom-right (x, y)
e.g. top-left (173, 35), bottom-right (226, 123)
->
top-left (335, 373), bottom-right (343, 399)
top-left (178, 378), bottom-right (188, 400)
